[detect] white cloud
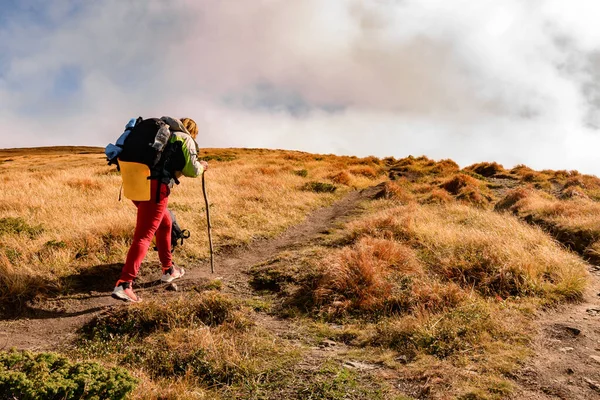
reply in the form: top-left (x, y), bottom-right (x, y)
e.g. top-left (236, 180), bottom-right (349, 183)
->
top-left (1, 0), bottom-right (600, 174)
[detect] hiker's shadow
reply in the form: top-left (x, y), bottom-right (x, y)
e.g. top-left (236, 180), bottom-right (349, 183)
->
top-left (59, 263), bottom-right (164, 296)
top-left (0, 264), bottom-right (168, 322)
top-left (59, 263), bottom-right (124, 294)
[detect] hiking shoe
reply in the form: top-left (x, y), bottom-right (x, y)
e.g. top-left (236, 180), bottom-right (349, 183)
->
top-left (112, 280), bottom-right (141, 302)
top-left (161, 265), bottom-right (185, 283)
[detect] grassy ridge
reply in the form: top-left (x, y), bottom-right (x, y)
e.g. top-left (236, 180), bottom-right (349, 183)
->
top-left (0, 147), bottom-right (386, 309)
top-left (1, 149), bottom-right (597, 398)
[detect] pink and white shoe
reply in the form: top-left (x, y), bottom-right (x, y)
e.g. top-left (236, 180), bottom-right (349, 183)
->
top-left (161, 265), bottom-right (185, 283)
top-left (111, 280), bottom-right (141, 302)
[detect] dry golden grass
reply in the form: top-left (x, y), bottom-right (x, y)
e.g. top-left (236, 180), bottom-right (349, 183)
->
top-left (77, 292), bottom-right (301, 399)
top-left (497, 188), bottom-right (600, 263)
top-left (3, 147), bottom-right (598, 399)
top-left (499, 189), bottom-right (600, 231)
top-left (343, 202), bottom-right (587, 302)
top-left (250, 191), bottom-right (588, 398)
top-left (464, 161), bottom-right (505, 177)
top-left (0, 147), bottom-right (385, 305)
top-left (315, 237), bottom-right (422, 314)
top-left (388, 155), bottom-right (459, 181)
top-left (438, 173), bottom-right (494, 207)
top-left (329, 171), bottom-right (352, 185)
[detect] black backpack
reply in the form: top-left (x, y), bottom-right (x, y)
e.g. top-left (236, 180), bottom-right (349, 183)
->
top-left (169, 210), bottom-right (190, 252)
top-left (118, 118), bottom-right (171, 168)
top-left (116, 117), bottom-right (185, 201)
top-left (154, 209), bottom-right (190, 253)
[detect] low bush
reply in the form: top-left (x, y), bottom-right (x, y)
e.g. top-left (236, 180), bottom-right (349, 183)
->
top-left (201, 153), bottom-right (237, 162)
top-left (0, 350), bottom-right (136, 400)
top-left (422, 188), bottom-right (453, 204)
top-left (346, 204), bottom-right (587, 301)
top-left (374, 181), bottom-right (414, 203)
top-left (301, 182), bottom-right (337, 193)
top-left (440, 174), bottom-right (480, 196)
top-left (560, 186), bottom-right (589, 200)
top-left (293, 169), bottom-right (308, 177)
top-left (389, 156), bottom-right (459, 181)
top-left (431, 159), bottom-right (460, 176)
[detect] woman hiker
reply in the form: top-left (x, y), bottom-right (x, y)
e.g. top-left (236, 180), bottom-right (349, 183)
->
top-left (111, 117), bottom-right (208, 302)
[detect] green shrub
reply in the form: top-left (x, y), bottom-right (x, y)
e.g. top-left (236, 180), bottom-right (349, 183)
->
top-left (0, 217), bottom-right (43, 238)
top-left (201, 154), bottom-right (237, 162)
top-left (302, 182), bottom-right (337, 193)
top-left (293, 169), bottom-right (308, 177)
top-left (0, 350), bottom-right (136, 400)
top-left (44, 240), bottom-right (67, 249)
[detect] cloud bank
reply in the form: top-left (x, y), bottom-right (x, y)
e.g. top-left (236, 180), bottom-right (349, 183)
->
top-left (1, 0), bottom-right (600, 173)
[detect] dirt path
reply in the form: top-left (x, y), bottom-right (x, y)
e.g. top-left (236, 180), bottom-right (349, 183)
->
top-left (0, 184), bottom-right (385, 352)
top-left (512, 264), bottom-right (600, 399)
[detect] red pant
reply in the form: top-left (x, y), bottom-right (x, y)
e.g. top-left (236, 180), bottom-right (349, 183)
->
top-left (119, 180), bottom-right (172, 282)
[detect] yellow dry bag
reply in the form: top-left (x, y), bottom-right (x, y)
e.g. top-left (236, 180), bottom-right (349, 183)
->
top-left (118, 159), bottom-right (151, 201)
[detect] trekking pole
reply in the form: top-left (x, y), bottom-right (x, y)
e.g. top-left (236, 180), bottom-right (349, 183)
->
top-left (202, 173), bottom-right (215, 274)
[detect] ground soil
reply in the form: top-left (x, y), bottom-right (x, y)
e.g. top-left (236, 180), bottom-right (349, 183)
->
top-left (0, 184), bottom-right (383, 351)
top-left (2, 182), bottom-right (600, 399)
top-left (512, 264), bottom-right (600, 400)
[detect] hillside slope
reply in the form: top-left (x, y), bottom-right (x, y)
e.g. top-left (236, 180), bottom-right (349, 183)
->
top-left (0, 148), bottom-right (599, 399)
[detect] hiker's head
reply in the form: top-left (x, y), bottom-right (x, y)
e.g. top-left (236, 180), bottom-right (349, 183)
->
top-left (180, 118), bottom-right (198, 139)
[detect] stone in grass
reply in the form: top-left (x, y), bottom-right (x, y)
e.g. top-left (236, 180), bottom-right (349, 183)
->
top-left (166, 283), bottom-right (178, 292)
top-left (319, 339), bottom-right (337, 348)
top-left (589, 355), bottom-right (600, 364)
top-left (559, 347), bottom-right (575, 353)
top-left (344, 361), bottom-right (376, 370)
top-left (585, 378), bottom-right (600, 393)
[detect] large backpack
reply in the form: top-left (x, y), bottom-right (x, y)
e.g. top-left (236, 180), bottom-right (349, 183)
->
top-left (118, 118), bottom-right (171, 168)
top-left (110, 117), bottom-right (184, 202)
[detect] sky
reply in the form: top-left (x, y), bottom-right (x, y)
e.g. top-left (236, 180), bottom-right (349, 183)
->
top-left (1, 0), bottom-right (600, 174)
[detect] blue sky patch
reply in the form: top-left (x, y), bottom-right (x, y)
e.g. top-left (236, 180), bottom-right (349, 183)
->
top-left (223, 82), bottom-right (346, 117)
top-left (52, 65), bottom-right (82, 99)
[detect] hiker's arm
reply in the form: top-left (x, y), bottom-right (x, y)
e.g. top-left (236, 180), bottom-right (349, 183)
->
top-left (180, 135), bottom-right (207, 177)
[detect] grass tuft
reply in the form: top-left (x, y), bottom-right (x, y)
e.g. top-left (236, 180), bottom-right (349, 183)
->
top-left (464, 162), bottom-right (505, 178)
top-left (81, 292), bottom-right (239, 340)
top-left (302, 182), bottom-right (337, 193)
top-left (330, 171), bottom-right (352, 185)
top-left (0, 217), bottom-right (44, 238)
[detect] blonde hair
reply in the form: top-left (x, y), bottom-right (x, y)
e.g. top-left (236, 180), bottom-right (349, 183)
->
top-left (180, 117), bottom-right (198, 139)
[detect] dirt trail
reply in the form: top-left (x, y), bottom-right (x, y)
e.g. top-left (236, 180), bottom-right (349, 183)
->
top-left (513, 265), bottom-right (600, 399)
top-left (0, 184), bottom-right (384, 352)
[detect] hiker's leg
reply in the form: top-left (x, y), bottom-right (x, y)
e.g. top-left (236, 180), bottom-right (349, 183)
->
top-left (119, 181), bottom-right (170, 282)
top-left (156, 207), bottom-right (173, 269)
